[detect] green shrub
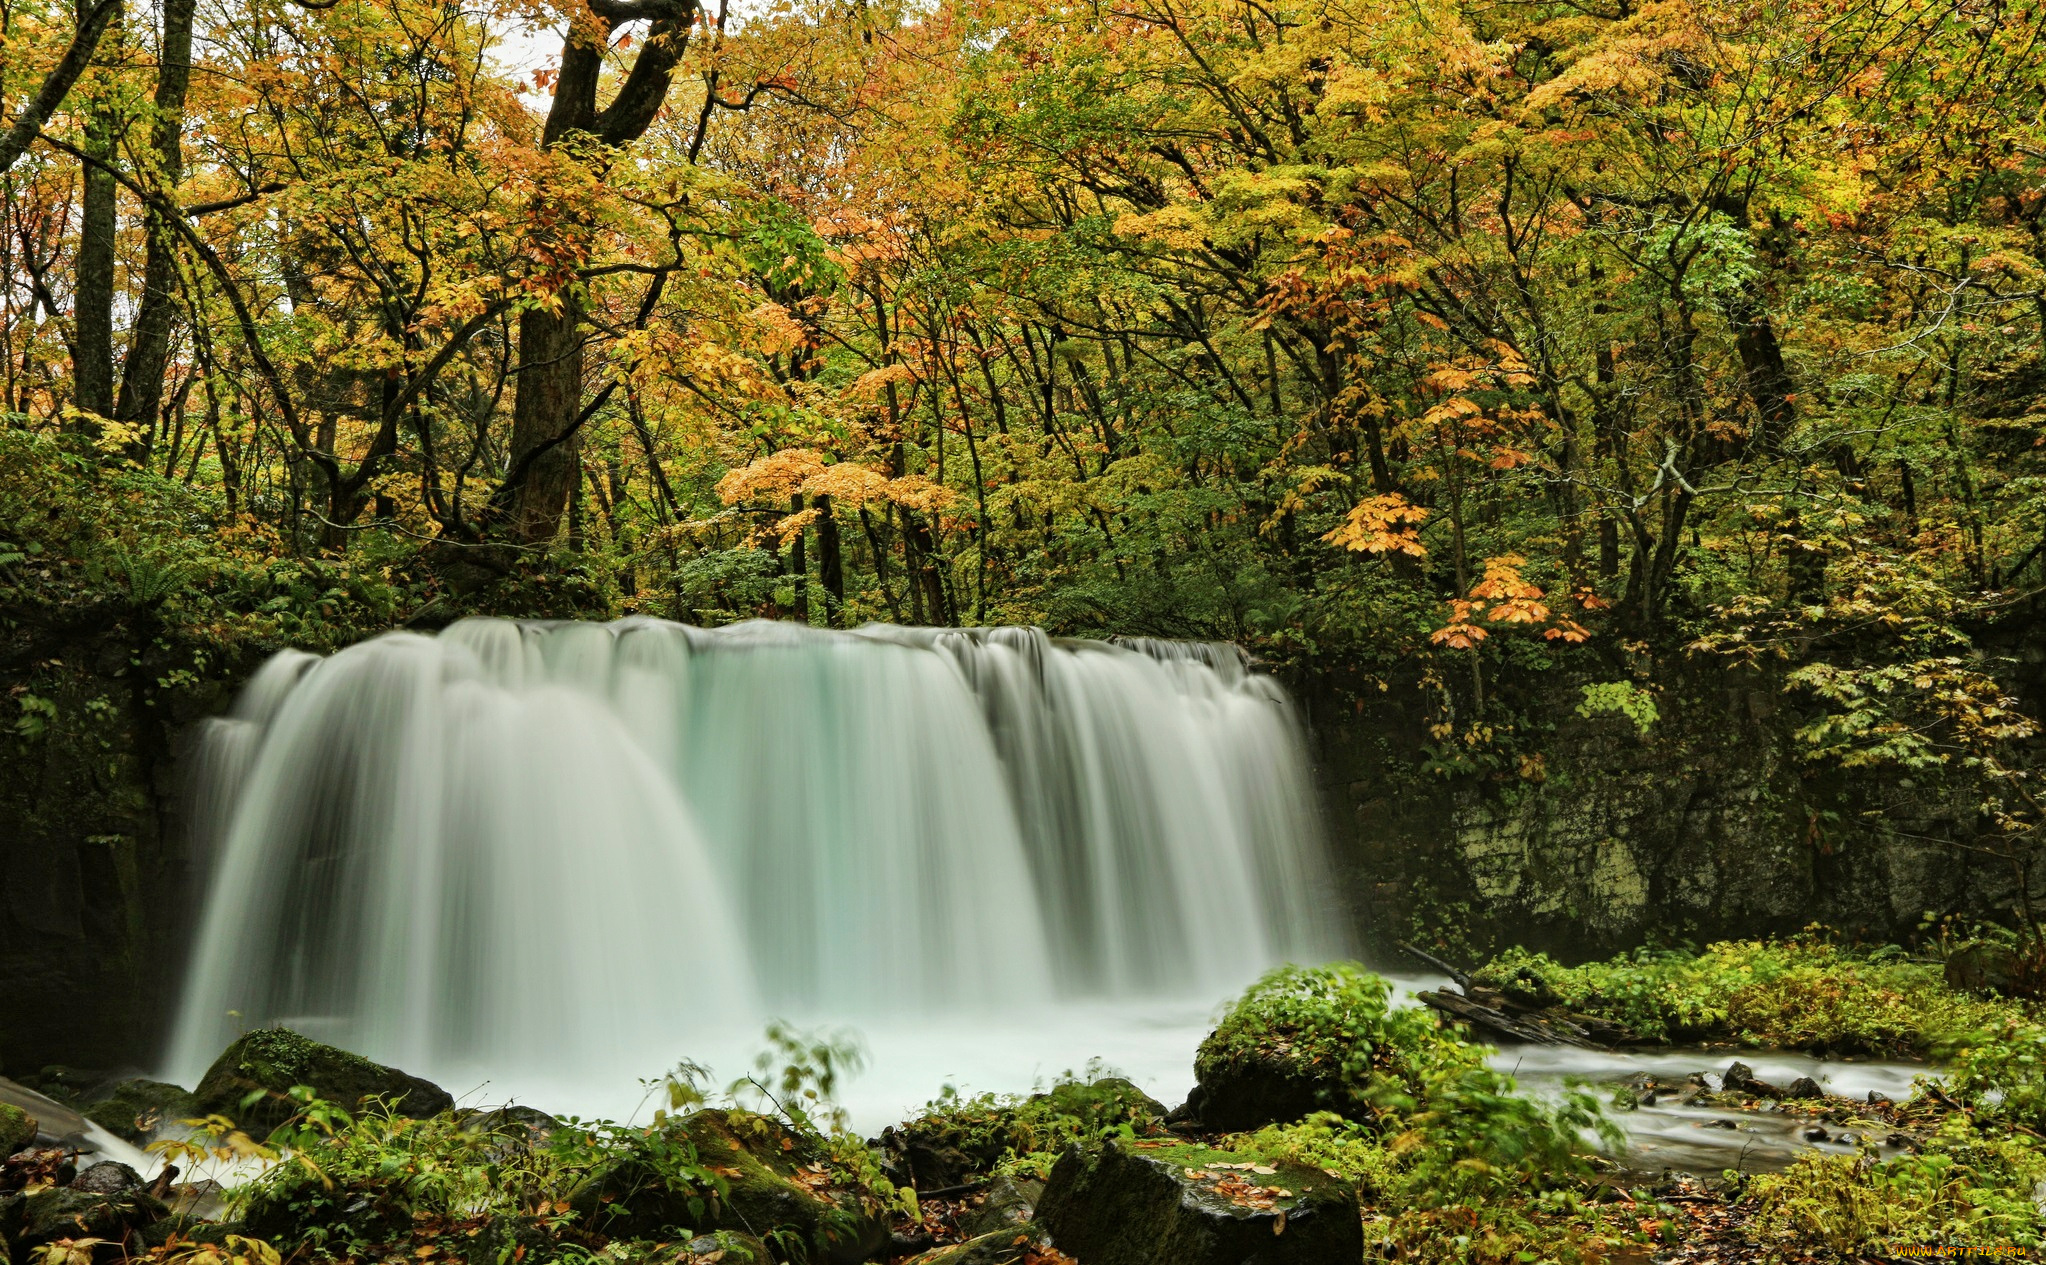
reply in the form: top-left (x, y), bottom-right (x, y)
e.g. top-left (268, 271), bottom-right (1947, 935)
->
top-left (1748, 1120), bottom-right (2046, 1253)
top-left (1477, 938), bottom-right (2018, 1056)
top-left (1199, 964), bottom-right (1615, 1186)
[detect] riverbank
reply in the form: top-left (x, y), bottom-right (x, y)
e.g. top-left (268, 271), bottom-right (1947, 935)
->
top-left (2, 938), bottom-right (2039, 1264)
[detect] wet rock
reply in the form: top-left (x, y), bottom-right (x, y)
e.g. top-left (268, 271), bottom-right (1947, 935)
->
top-left (958, 1173), bottom-right (1043, 1239)
top-left (82, 1080), bottom-right (194, 1145)
top-left (0, 1107), bottom-right (32, 1158)
top-left (0, 1186), bottom-right (167, 1262)
top-left (69, 1162), bottom-right (142, 1196)
top-left (1722, 1062), bottom-right (1785, 1099)
top-left (1036, 1138), bottom-right (1362, 1265)
top-left (194, 1029), bottom-right (453, 1135)
top-left (1867, 1090), bottom-right (1892, 1106)
top-left (577, 1109), bottom-right (886, 1265)
top-left (1801, 1126), bottom-right (1831, 1143)
top-left (1784, 1077), bottom-right (1825, 1101)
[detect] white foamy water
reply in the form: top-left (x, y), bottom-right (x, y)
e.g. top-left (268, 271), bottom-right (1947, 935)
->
top-left (165, 618), bottom-right (1346, 1115)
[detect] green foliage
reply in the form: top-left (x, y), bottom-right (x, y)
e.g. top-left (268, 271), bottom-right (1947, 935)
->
top-left (895, 1062), bottom-right (1168, 1182)
top-left (1477, 938), bottom-right (2020, 1056)
top-left (724, 1021), bottom-right (864, 1136)
top-left (1574, 682), bottom-right (1659, 736)
top-left (1199, 965), bottom-right (1616, 1187)
top-left (1948, 1019), bottom-right (2046, 1132)
top-left (1748, 1120), bottom-right (2046, 1253)
top-left (1195, 964), bottom-right (1461, 1114)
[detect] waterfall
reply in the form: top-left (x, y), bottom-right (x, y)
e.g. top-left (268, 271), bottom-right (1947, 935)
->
top-left (165, 618), bottom-right (1346, 1100)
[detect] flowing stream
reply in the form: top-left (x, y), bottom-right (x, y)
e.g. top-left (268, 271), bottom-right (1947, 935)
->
top-left (167, 618), bottom-right (1346, 1118)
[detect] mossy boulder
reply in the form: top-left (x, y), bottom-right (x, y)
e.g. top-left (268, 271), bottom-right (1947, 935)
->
top-left (193, 1029), bottom-right (452, 1135)
top-left (956, 1173), bottom-right (1042, 1239)
top-left (0, 1106), bottom-right (33, 1158)
top-left (576, 1109), bottom-right (887, 1264)
top-left (1190, 964), bottom-right (1451, 1132)
top-left (82, 1080), bottom-right (194, 1145)
top-left (885, 1076), bottom-right (1169, 1189)
top-left (1036, 1137), bottom-right (1361, 1265)
top-left (0, 1186), bottom-right (167, 1263)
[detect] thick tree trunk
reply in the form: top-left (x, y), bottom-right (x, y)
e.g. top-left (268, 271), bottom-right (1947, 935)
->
top-left (507, 300), bottom-right (586, 541)
top-left (113, 0), bottom-right (196, 455)
top-left (504, 0), bottom-right (697, 544)
top-left (71, 0), bottom-right (120, 421)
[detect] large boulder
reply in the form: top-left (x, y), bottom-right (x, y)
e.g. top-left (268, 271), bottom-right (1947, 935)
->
top-left (0, 1108), bottom-right (32, 1159)
top-left (1190, 964), bottom-right (1444, 1132)
top-left (82, 1080), bottom-right (194, 1145)
top-left (576, 1109), bottom-right (888, 1264)
top-left (1035, 1138), bottom-right (1361, 1265)
top-left (193, 1029), bottom-right (452, 1135)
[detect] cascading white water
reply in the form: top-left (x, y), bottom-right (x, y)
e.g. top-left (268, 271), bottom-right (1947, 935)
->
top-left (166, 618), bottom-right (1346, 1114)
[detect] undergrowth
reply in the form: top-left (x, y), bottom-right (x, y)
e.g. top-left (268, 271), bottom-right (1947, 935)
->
top-left (1475, 937), bottom-right (2023, 1056)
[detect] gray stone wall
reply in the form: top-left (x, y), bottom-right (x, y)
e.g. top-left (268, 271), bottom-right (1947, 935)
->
top-left (1298, 656), bottom-right (2029, 965)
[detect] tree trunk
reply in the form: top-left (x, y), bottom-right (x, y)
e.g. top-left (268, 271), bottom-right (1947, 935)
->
top-left (504, 0), bottom-right (698, 544)
top-left (507, 300), bottom-right (586, 542)
top-left (112, 0), bottom-right (196, 455)
top-left (71, 0), bottom-right (120, 422)
top-left (816, 494), bottom-right (843, 625)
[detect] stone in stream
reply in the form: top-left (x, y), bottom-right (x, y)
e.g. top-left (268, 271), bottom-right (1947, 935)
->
top-left (1784, 1076), bottom-right (1826, 1101)
top-left (0, 1106), bottom-right (33, 1158)
top-left (82, 1079), bottom-right (195, 1145)
top-left (1035, 1138), bottom-right (1362, 1265)
top-left (69, 1161), bottom-right (143, 1195)
top-left (1721, 1062), bottom-right (1786, 1099)
top-left (193, 1028), bottom-right (453, 1135)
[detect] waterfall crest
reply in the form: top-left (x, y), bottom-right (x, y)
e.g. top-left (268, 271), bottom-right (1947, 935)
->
top-left (166, 618), bottom-right (1345, 1091)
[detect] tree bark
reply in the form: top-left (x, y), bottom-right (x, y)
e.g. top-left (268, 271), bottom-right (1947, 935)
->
top-left (112, 0), bottom-right (196, 454)
top-left (504, 0), bottom-right (697, 544)
top-left (71, 0), bottom-right (121, 422)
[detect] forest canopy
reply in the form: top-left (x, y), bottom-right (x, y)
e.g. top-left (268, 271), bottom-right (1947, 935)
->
top-left (0, 0), bottom-right (2042, 670)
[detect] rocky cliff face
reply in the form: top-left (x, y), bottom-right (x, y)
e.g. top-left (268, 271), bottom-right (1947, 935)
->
top-left (1300, 650), bottom-right (2039, 963)
top-left (0, 612), bottom-right (239, 1077)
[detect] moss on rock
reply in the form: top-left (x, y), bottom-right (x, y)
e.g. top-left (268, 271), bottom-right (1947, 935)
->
top-left (192, 1029), bottom-right (452, 1135)
top-left (1035, 1136), bottom-right (1361, 1265)
top-left (577, 1109), bottom-right (887, 1264)
top-left (82, 1079), bottom-right (194, 1145)
top-left (0, 1105), bottom-right (34, 1157)
top-left (1190, 963), bottom-right (1455, 1131)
